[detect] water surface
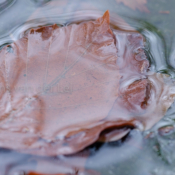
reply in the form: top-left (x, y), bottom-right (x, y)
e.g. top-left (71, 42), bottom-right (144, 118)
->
top-left (1, 0), bottom-right (175, 175)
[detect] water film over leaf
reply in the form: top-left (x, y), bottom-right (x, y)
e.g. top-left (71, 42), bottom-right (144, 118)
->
top-left (0, 11), bottom-right (174, 156)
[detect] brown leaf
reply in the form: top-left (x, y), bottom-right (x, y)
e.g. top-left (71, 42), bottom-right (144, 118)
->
top-left (26, 150), bottom-right (100, 175)
top-left (0, 11), bottom-right (174, 156)
top-left (116, 0), bottom-right (149, 12)
top-left (27, 173), bottom-right (65, 175)
top-left (27, 170), bottom-right (100, 175)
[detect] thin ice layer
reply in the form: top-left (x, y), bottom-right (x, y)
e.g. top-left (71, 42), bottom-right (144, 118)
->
top-left (0, 11), bottom-right (174, 156)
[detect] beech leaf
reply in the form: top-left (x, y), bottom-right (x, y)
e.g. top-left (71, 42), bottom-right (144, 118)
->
top-left (0, 11), bottom-right (174, 156)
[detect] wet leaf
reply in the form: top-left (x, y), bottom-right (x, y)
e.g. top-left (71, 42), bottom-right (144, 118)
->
top-left (26, 152), bottom-right (100, 175)
top-left (0, 11), bottom-right (174, 156)
top-left (116, 0), bottom-right (149, 12)
top-left (27, 173), bottom-right (66, 175)
top-left (27, 170), bottom-right (100, 175)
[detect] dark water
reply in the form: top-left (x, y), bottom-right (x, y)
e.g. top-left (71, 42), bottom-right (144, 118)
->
top-left (1, 0), bottom-right (175, 174)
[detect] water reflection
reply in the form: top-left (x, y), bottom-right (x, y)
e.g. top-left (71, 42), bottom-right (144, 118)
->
top-left (0, 0), bottom-right (16, 14)
top-left (30, 0), bottom-right (51, 6)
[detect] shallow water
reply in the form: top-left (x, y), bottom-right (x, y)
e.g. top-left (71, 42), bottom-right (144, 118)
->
top-left (1, 0), bottom-right (175, 174)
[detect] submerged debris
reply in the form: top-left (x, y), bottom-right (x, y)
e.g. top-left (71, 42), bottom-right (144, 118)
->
top-left (0, 11), bottom-right (174, 156)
